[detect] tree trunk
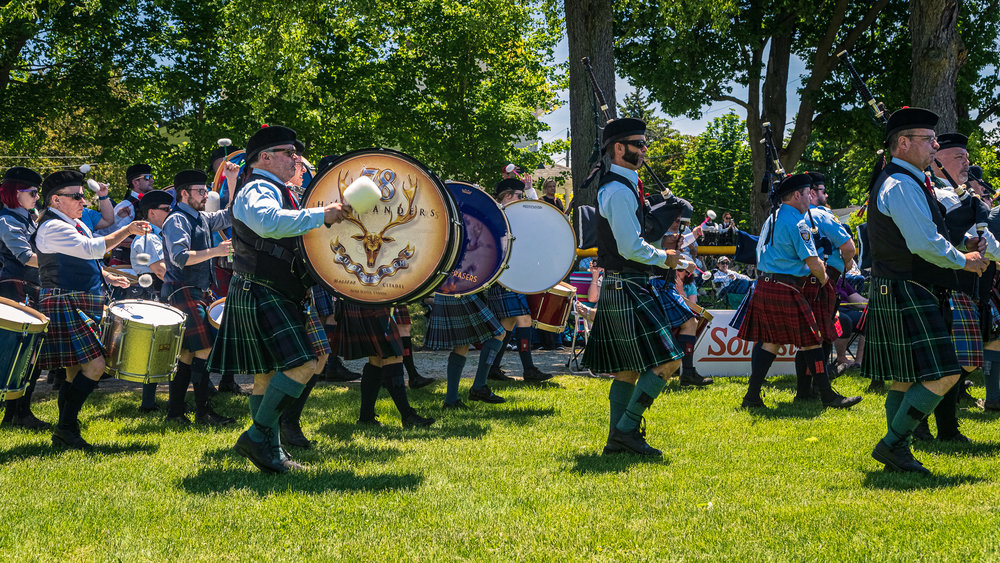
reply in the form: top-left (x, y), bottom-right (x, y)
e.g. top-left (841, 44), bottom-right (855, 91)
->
top-left (565, 0), bottom-right (615, 209)
top-left (909, 0), bottom-right (965, 133)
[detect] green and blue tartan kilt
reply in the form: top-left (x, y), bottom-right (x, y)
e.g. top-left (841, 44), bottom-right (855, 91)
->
top-left (207, 274), bottom-right (328, 376)
top-left (648, 276), bottom-right (696, 329)
top-left (164, 285), bottom-right (216, 352)
top-left (487, 284), bottom-right (530, 319)
top-left (0, 279), bottom-right (40, 307)
top-left (425, 292), bottom-right (504, 350)
top-left (36, 288), bottom-right (104, 370)
top-left (737, 278), bottom-right (822, 347)
top-left (582, 272), bottom-right (684, 374)
top-left (862, 277), bottom-right (959, 383)
top-left (312, 285), bottom-right (336, 318)
top-left (950, 291), bottom-right (982, 368)
top-left (331, 302), bottom-right (403, 361)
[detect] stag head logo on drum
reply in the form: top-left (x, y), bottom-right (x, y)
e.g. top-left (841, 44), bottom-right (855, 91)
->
top-left (330, 169), bottom-right (419, 285)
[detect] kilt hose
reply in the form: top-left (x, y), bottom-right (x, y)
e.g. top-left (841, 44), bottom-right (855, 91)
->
top-left (332, 301), bottom-right (403, 361)
top-left (164, 285), bottom-right (217, 352)
top-left (737, 277), bottom-right (823, 348)
top-left (950, 291), bottom-right (983, 368)
top-left (582, 272), bottom-right (684, 375)
top-left (36, 288), bottom-right (104, 370)
top-left (862, 277), bottom-right (959, 383)
top-left (0, 279), bottom-right (40, 306)
top-left (487, 284), bottom-right (530, 319)
top-left (425, 292), bottom-right (504, 350)
top-left (207, 274), bottom-right (329, 376)
top-left (648, 276), bottom-right (696, 329)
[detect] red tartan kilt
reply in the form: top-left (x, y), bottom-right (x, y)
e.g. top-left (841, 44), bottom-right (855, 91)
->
top-left (737, 278), bottom-right (822, 347)
top-left (394, 304), bottom-right (411, 326)
top-left (804, 280), bottom-right (840, 342)
top-left (331, 303), bottom-right (403, 361)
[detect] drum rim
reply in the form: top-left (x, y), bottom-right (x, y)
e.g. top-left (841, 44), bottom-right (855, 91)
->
top-left (211, 149), bottom-right (246, 194)
top-left (437, 181), bottom-right (513, 297)
top-left (208, 297), bottom-right (226, 329)
top-left (297, 147), bottom-right (464, 305)
top-left (106, 298), bottom-right (188, 325)
top-left (0, 296), bottom-right (49, 333)
top-left (497, 198), bottom-right (578, 295)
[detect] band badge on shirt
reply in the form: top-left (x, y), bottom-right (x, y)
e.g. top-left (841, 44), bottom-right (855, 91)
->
top-left (798, 223), bottom-right (811, 242)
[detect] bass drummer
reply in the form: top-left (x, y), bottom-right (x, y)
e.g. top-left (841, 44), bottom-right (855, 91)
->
top-left (0, 166), bottom-right (49, 430)
top-left (32, 170), bottom-right (148, 450)
top-left (207, 125), bottom-right (347, 474)
top-left (484, 178), bottom-right (553, 383)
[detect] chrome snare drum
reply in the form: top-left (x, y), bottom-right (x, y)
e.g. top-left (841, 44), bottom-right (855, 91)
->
top-left (0, 297), bottom-right (48, 401)
top-left (101, 300), bottom-right (186, 383)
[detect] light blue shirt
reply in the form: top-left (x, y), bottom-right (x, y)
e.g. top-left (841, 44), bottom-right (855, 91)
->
top-left (597, 164), bottom-right (668, 267)
top-left (757, 204), bottom-right (817, 277)
top-left (809, 204), bottom-right (851, 273)
top-left (878, 157), bottom-right (966, 269)
top-left (232, 170), bottom-right (326, 239)
top-left (79, 208), bottom-right (103, 232)
top-left (130, 225), bottom-right (163, 276)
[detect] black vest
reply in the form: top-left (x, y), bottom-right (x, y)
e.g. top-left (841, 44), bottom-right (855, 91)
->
top-left (868, 163), bottom-right (958, 290)
top-left (231, 173), bottom-right (311, 301)
top-left (163, 206), bottom-right (212, 288)
top-left (30, 211), bottom-right (103, 291)
top-left (595, 172), bottom-right (650, 274)
top-left (0, 208), bottom-right (40, 284)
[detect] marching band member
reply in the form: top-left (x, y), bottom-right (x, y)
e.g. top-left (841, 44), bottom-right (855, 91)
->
top-left (485, 178), bottom-right (553, 383)
top-left (864, 108), bottom-right (987, 475)
top-left (109, 163), bottom-right (155, 265)
top-left (161, 170), bottom-right (237, 426)
top-left (396, 307), bottom-right (435, 389)
top-left (32, 170), bottom-right (148, 449)
top-left (738, 174), bottom-right (860, 410)
top-left (582, 117), bottom-right (684, 457)
top-left (0, 167), bottom-right (48, 429)
top-left (207, 125), bottom-right (346, 473)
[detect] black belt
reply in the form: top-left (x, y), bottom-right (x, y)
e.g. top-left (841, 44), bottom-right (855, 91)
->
top-left (761, 272), bottom-right (820, 286)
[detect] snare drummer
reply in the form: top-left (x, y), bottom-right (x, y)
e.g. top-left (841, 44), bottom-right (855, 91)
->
top-left (161, 170), bottom-right (238, 426)
top-left (32, 170), bottom-right (149, 449)
top-left (207, 125), bottom-right (347, 474)
top-left (484, 178), bottom-right (553, 383)
top-left (0, 167), bottom-right (49, 429)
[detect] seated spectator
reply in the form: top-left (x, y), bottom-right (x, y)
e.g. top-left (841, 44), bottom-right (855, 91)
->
top-left (833, 274), bottom-right (866, 373)
top-left (714, 257), bottom-right (751, 308)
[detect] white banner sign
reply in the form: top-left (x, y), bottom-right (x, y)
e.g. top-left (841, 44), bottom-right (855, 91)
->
top-left (693, 309), bottom-right (799, 377)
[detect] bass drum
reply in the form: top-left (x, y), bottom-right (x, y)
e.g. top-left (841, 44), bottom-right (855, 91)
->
top-left (497, 199), bottom-right (577, 294)
top-left (299, 148), bottom-right (463, 305)
top-left (435, 182), bottom-right (511, 296)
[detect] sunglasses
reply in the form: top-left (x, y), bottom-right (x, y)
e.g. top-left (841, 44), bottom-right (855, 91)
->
top-left (54, 191), bottom-right (86, 201)
top-left (139, 174), bottom-right (153, 180)
top-left (18, 188), bottom-right (39, 197)
top-left (621, 140), bottom-right (649, 149)
top-left (267, 148), bottom-right (302, 157)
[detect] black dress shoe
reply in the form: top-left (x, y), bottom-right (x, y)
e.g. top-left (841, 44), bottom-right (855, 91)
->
top-left (11, 412), bottom-right (52, 430)
top-left (327, 358), bottom-right (362, 382)
top-left (468, 385), bottom-right (505, 404)
top-left (488, 368), bottom-right (514, 382)
top-left (679, 369), bottom-right (714, 387)
top-left (522, 366), bottom-right (553, 382)
top-left (866, 380), bottom-right (885, 393)
top-left (601, 440), bottom-right (628, 455)
top-left (165, 413), bottom-right (192, 425)
top-left (357, 417), bottom-right (383, 427)
top-left (280, 421), bottom-right (312, 448)
top-left (234, 430), bottom-right (287, 474)
top-left (911, 421), bottom-right (934, 441)
top-left (139, 404), bottom-right (160, 414)
top-left (443, 400), bottom-right (471, 410)
top-left (822, 393), bottom-right (863, 409)
top-left (51, 426), bottom-right (93, 451)
top-left (937, 430), bottom-right (972, 443)
top-left (195, 409), bottom-right (237, 426)
top-left (409, 374), bottom-right (436, 389)
top-left (871, 440), bottom-right (931, 475)
top-left (217, 382), bottom-right (251, 396)
top-left (401, 412), bottom-right (435, 428)
top-left (607, 426), bottom-right (662, 457)
top-left (984, 399), bottom-right (1000, 411)
top-left (741, 395), bottom-right (767, 409)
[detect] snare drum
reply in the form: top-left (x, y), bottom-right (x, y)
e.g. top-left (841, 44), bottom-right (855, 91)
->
top-left (208, 298), bottom-right (226, 329)
top-left (101, 300), bottom-right (186, 383)
top-left (497, 199), bottom-right (577, 294)
top-left (436, 182), bottom-right (511, 296)
top-left (527, 282), bottom-right (575, 333)
top-left (299, 148), bottom-right (463, 305)
top-left (0, 297), bottom-right (48, 401)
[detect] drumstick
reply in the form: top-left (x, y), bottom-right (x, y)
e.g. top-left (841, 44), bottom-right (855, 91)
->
top-left (104, 267), bottom-right (139, 284)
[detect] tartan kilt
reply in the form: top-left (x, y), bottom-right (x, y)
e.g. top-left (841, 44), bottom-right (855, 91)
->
top-left (582, 273), bottom-right (684, 374)
top-left (312, 285), bottom-right (336, 318)
top-left (331, 302), bottom-right (403, 360)
top-left (862, 277), bottom-right (958, 383)
top-left (487, 284), bottom-right (530, 319)
top-left (737, 278), bottom-right (822, 348)
top-left (36, 289), bottom-right (105, 370)
top-left (648, 276), bottom-right (696, 329)
top-left (950, 291), bottom-right (983, 368)
top-left (809, 279), bottom-right (841, 343)
top-left (0, 279), bottom-right (40, 307)
top-left (164, 285), bottom-right (217, 352)
top-left (394, 303), bottom-right (411, 326)
top-left (425, 293), bottom-right (504, 350)
top-left (207, 274), bottom-right (328, 376)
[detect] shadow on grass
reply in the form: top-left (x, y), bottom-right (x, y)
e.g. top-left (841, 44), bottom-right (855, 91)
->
top-left (743, 401), bottom-right (826, 420)
top-left (570, 451), bottom-right (667, 473)
top-left (862, 470), bottom-right (986, 490)
top-left (960, 409), bottom-right (1000, 422)
top-left (472, 405), bottom-right (558, 423)
top-left (913, 439), bottom-right (1000, 457)
top-left (317, 419), bottom-right (489, 442)
top-left (180, 448), bottom-right (423, 495)
top-left (0, 441), bottom-right (159, 464)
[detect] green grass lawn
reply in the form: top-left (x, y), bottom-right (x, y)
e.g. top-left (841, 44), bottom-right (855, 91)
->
top-left (2, 370), bottom-right (999, 561)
